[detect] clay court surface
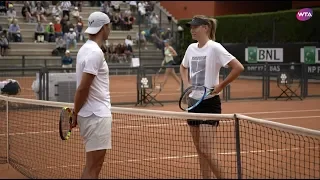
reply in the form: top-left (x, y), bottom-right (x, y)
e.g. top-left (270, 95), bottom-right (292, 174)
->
top-left (0, 74), bottom-right (319, 101)
top-left (0, 75), bottom-right (319, 179)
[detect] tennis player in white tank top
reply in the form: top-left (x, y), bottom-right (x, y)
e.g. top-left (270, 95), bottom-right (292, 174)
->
top-left (180, 15), bottom-right (244, 179)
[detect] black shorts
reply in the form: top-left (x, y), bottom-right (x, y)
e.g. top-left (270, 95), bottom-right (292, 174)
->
top-left (187, 95), bottom-right (221, 127)
top-left (164, 60), bottom-right (175, 66)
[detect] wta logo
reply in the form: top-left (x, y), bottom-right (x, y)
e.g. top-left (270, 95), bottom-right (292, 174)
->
top-left (296, 8), bottom-right (313, 21)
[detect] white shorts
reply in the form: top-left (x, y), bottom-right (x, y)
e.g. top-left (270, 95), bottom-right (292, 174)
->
top-left (77, 114), bottom-right (112, 152)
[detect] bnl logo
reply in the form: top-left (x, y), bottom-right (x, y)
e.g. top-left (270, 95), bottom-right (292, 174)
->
top-left (296, 8), bottom-right (313, 21)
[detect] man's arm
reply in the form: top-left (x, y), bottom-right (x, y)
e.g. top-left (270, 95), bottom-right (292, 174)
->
top-left (73, 50), bottom-right (102, 114)
top-left (73, 72), bottom-right (95, 114)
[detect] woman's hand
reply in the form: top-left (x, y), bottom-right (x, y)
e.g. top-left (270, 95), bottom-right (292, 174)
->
top-left (211, 84), bottom-right (223, 95)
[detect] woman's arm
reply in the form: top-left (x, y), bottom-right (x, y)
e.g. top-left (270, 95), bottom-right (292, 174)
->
top-left (169, 46), bottom-right (177, 56)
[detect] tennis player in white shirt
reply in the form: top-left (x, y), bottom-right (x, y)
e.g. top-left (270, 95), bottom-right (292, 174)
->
top-left (72, 12), bottom-right (112, 179)
top-left (180, 15), bottom-right (244, 179)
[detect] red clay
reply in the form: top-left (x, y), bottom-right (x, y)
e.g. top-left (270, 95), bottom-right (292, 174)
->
top-left (0, 75), bottom-right (319, 179)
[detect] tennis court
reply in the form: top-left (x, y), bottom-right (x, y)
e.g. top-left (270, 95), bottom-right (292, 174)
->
top-left (0, 95), bottom-right (319, 179)
top-left (1, 74), bottom-right (319, 102)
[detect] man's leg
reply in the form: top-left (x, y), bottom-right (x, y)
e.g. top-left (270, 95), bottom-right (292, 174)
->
top-left (81, 149), bottom-right (106, 179)
top-left (78, 115), bottom-right (112, 179)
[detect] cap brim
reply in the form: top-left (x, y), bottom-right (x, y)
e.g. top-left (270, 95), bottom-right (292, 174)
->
top-left (187, 21), bottom-right (202, 27)
top-left (84, 26), bottom-right (103, 35)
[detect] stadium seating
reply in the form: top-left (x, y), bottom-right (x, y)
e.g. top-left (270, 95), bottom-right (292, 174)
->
top-left (0, 2), bottom-right (165, 66)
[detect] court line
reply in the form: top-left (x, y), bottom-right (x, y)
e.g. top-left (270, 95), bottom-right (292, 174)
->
top-left (29, 146), bottom-right (319, 170)
top-left (267, 116), bottom-right (320, 120)
top-left (240, 109), bottom-right (320, 115)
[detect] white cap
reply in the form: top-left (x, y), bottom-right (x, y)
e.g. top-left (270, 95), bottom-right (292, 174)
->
top-left (85, 12), bottom-right (110, 35)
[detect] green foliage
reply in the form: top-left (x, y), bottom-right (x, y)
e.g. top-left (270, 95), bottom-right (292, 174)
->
top-left (178, 8), bottom-right (320, 53)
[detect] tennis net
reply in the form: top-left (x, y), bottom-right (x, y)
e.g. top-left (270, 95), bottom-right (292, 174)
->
top-left (0, 95), bottom-right (319, 179)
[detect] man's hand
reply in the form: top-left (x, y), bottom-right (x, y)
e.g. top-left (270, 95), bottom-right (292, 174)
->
top-left (71, 112), bottom-right (77, 128)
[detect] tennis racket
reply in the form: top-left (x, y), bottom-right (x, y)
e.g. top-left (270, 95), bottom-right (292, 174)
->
top-left (179, 85), bottom-right (215, 111)
top-left (59, 107), bottom-right (74, 141)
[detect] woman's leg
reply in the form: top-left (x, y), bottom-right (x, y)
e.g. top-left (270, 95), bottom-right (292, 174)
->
top-left (169, 67), bottom-right (181, 86)
top-left (189, 125), bottom-right (212, 178)
top-left (189, 124), bottom-right (223, 179)
top-left (188, 97), bottom-right (224, 179)
top-left (40, 14), bottom-right (47, 22)
top-left (162, 68), bottom-right (172, 87)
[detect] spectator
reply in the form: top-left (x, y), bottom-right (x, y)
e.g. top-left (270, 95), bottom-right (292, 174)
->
top-left (60, 15), bottom-right (69, 35)
top-left (8, 19), bottom-right (22, 42)
top-left (71, 6), bottom-right (80, 21)
top-left (75, 17), bottom-right (84, 42)
top-left (54, 17), bottom-right (62, 38)
top-left (61, 50), bottom-right (73, 72)
top-left (161, 28), bottom-right (172, 41)
top-left (115, 43), bottom-right (126, 63)
top-left (149, 12), bottom-right (159, 27)
top-left (60, 1), bottom-right (71, 21)
top-left (0, 30), bottom-right (9, 57)
top-left (65, 28), bottom-right (77, 50)
top-left (34, 21), bottom-right (45, 43)
top-left (112, 13), bottom-right (120, 30)
top-left (119, 12), bottom-right (126, 30)
top-left (6, 3), bottom-right (16, 25)
top-left (126, 12), bottom-right (135, 30)
top-left (124, 43), bottom-right (133, 63)
top-left (137, 1), bottom-right (146, 17)
top-left (54, 35), bottom-right (66, 56)
top-left (66, 20), bottom-right (75, 32)
top-left (110, 1), bottom-right (120, 13)
top-left (0, 1), bottom-right (7, 15)
top-left (32, 2), bottom-right (47, 22)
top-left (136, 31), bottom-right (147, 50)
top-left (51, 3), bottom-right (62, 20)
top-left (41, 1), bottom-right (51, 17)
top-left (100, 1), bottom-right (110, 16)
top-left (125, 35), bottom-right (133, 47)
top-left (106, 43), bottom-right (116, 62)
top-left (129, 1), bottom-right (137, 14)
top-left (151, 32), bottom-right (164, 51)
top-left (74, 1), bottom-right (83, 12)
top-left (45, 22), bottom-right (55, 42)
top-left (21, 2), bottom-right (32, 22)
top-left (100, 42), bottom-right (108, 59)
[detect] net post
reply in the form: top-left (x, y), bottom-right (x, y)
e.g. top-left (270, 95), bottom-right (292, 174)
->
top-left (6, 96), bottom-right (9, 164)
top-left (234, 114), bottom-right (242, 179)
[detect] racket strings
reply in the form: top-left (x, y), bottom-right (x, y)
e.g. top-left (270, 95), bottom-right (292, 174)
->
top-left (180, 86), bottom-right (207, 110)
top-left (61, 110), bottom-right (72, 136)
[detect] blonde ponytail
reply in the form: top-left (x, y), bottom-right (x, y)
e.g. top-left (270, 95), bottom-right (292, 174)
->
top-left (208, 18), bottom-right (217, 41)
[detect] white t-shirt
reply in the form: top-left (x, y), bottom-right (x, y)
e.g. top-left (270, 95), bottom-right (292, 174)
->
top-left (181, 40), bottom-right (235, 99)
top-left (76, 40), bottom-right (111, 118)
